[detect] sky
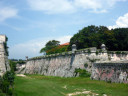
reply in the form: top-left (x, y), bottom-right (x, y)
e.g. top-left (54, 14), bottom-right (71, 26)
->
top-left (0, 0), bottom-right (128, 59)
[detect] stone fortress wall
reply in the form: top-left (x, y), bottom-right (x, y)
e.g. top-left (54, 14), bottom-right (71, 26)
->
top-left (0, 35), bottom-right (10, 76)
top-left (0, 34), bottom-right (127, 83)
top-left (19, 44), bottom-right (128, 82)
top-left (91, 62), bottom-right (128, 83)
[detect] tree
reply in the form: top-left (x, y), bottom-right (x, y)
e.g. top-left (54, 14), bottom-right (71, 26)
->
top-left (69, 25), bottom-right (128, 51)
top-left (46, 45), bottom-right (68, 55)
top-left (113, 28), bottom-right (128, 50)
top-left (40, 40), bottom-right (60, 54)
top-left (69, 25), bottom-right (109, 50)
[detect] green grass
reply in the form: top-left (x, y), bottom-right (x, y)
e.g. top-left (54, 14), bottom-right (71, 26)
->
top-left (14, 75), bottom-right (128, 96)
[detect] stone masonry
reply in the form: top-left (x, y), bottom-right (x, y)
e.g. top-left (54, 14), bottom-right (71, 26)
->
top-left (91, 62), bottom-right (128, 83)
top-left (0, 35), bottom-right (10, 76)
top-left (16, 43), bottom-right (128, 83)
top-left (19, 45), bottom-right (128, 79)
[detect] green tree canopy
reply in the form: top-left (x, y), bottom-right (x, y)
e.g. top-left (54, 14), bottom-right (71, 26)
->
top-left (40, 40), bottom-right (60, 53)
top-left (69, 25), bottom-right (128, 51)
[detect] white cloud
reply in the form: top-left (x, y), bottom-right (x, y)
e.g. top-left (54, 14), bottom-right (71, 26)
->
top-left (74, 0), bottom-right (102, 10)
top-left (105, 0), bottom-right (127, 7)
top-left (108, 13), bottom-right (128, 29)
top-left (27, 0), bottom-right (127, 14)
top-left (0, 7), bottom-right (18, 22)
top-left (74, 0), bottom-right (127, 13)
top-left (9, 36), bottom-right (72, 59)
top-left (27, 0), bottom-right (75, 14)
top-left (90, 9), bottom-right (107, 13)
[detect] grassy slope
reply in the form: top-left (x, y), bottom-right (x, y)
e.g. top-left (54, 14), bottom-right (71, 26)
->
top-left (14, 75), bottom-right (128, 96)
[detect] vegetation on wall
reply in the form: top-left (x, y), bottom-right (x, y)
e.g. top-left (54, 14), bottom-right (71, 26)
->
top-left (0, 60), bottom-right (16, 96)
top-left (9, 60), bottom-right (17, 72)
top-left (4, 37), bottom-right (9, 56)
top-left (75, 68), bottom-right (91, 77)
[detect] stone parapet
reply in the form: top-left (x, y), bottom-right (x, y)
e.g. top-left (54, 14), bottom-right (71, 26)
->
top-left (17, 44), bottom-right (128, 83)
top-left (28, 47), bottom-right (97, 60)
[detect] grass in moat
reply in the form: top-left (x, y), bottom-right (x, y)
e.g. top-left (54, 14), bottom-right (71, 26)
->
top-left (14, 74), bottom-right (128, 96)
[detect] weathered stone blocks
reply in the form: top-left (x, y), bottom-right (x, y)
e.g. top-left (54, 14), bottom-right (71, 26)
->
top-left (0, 35), bottom-right (10, 76)
top-left (91, 63), bottom-right (128, 83)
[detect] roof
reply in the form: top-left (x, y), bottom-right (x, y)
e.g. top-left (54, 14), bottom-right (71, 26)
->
top-left (60, 42), bottom-right (70, 46)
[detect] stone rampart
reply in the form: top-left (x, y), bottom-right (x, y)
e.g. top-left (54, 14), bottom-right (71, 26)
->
top-left (91, 62), bottom-right (128, 83)
top-left (20, 46), bottom-right (128, 77)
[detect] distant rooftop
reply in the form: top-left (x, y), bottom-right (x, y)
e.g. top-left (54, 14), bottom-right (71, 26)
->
top-left (60, 42), bottom-right (70, 46)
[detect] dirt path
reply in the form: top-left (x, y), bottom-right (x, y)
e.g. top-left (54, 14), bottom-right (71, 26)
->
top-left (67, 90), bottom-right (99, 96)
top-left (16, 74), bottom-right (26, 77)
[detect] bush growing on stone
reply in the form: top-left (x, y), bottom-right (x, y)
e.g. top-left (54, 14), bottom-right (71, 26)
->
top-left (2, 80), bottom-right (10, 93)
top-left (9, 60), bottom-right (17, 72)
top-left (84, 63), bottom-right (88, 68)
top-left (0, 60), bottom-right (15, 96)
top-left (99, 49), bottom-right (102, 53)
top-left (121, 52), bottom-right (127, 55)
top-left (75, 68), bottom-right (90, 77)
top-left (96, 51), bottom-right (99, 55)
top-left (115, 51), bottom-right (121, 54)
top-left (3, 71), bottom-right (15, 86)
top-left (0, 71), bottom-right (15, 96)
top-left (17, 60), bottom-right (26, 64)
top-left (0, 72), bottom-right (14, 96)
top-left (87, 49), bottom-right (91, 54)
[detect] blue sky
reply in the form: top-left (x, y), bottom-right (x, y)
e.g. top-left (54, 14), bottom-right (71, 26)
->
top-left (0, 0), bottom-right (128, 59)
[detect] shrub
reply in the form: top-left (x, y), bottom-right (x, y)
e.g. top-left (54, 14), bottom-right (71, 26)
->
top-left (3, 71), bottom-right (15, 86)
top-left (0, 60), bottom-right (15, 96)
top-left (121, 52), bottom-right (127, 55)
top-left (0, 93), bottom-right (5, 96)
top-left (9, 60), bottom-right (17, 72)
top-left (96, 51), bottom-right (99, 55)
top-left (84, 63), bottom-right (88, 68)
top-left (99, 49), bottom-right (102, 53)
top-left (75, 68), bottom-right (91, 77)
top-left (115, 51), bottom-right (121, 54)
top-left (8, 88), bottom-right (13, 95)
top-left (2, 80), bottom-right (10, 93)
top-left (87, 49), bottom-right (91, 54)
top-left (0, 72), bottom-right (15, 96)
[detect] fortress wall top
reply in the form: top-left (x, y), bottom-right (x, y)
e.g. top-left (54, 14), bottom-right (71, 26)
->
top-left (28, 46), bottom-right (128, 62)
top-left (0, 35), bottom-right (6, 42)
